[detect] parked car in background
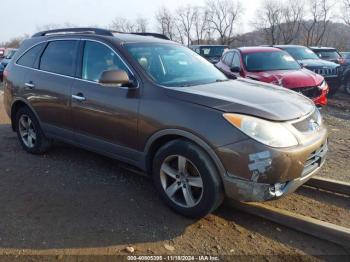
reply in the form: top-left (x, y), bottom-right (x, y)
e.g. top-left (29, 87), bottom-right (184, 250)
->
top-left (190, 45), bottom-right (228, 64)
top-left (216, 47), bottom-right (328, 106)
top-left (0, 48), bottom-right (5, 61)
top-left (338, 52), bottom-right (350, 95)
top-left (309, 47), bottom-right (345, 65)
top-left (274, 45), bottom-right (341, 96)
top-left (340, 52), bottom-right (350, 65)
top-left (3, 28), bottom-right (328, 218)
top-left (311, 47), bottom-right (350, 95)
top-left (0, 48), bottom-right (17, 82)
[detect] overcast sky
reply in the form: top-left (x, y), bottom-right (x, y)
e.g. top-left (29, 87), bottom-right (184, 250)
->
top-left (0, 0), bottom-right (262, 42)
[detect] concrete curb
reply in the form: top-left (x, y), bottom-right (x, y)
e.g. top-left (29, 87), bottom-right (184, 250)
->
top-left (306, 176), bottom-right (350, 195)
top-left (228, 200), bottom-right (350, 248)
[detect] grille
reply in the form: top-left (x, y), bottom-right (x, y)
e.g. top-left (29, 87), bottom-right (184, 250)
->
top-left (302, 143), bottom-right (328, 177)
top-left (311, 67), bottom-right (338, 77)
top-left (292, 109), bottom-right (321, 132)
top-left (292, 86), bottom-right (322, 99)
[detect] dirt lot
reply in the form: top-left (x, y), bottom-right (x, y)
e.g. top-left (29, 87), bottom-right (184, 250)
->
top-left (0, 85), bottom-right (349, 259)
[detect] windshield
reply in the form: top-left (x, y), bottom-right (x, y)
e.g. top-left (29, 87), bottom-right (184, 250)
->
top-left (282, 47), bottom-right (319, 60)
top-left (243, 51), bottom-right (301, 72)
top-left (124, 43), bottom-right (227, 87)
top-left (200, 46), bottom-right (226, 57)
top-left (5, 50), bottom-right (16, 59)
top-left (314, 50), bottom-right (340, 59)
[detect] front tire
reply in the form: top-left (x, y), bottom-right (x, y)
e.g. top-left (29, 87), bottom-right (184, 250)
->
top-left (152, 139), bottom-right (224, 218)
top-left (15, 107), bottom-right (51, 154)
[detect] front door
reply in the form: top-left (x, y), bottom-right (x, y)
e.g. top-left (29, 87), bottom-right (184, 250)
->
top-left (71, 40), bottom-right (140, 160)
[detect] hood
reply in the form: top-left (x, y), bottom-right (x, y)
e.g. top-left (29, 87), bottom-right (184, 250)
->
top-left (297, 59), bottom-right (338, 68)
top-left (165, 78), bottom-right (314, 121)
top-left (247, 68), bottom-right (324, 89)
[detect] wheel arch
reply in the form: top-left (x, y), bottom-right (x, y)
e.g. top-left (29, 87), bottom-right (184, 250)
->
top-left (10, 98), bottom-right (41, 131)
top-left (144, 129), bottom-right (226, 180)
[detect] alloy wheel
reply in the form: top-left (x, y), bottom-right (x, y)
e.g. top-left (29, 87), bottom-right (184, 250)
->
top-left (18, 114), bottom-right (37, 148)
top-left (160, 155), bottom-right (204, 208)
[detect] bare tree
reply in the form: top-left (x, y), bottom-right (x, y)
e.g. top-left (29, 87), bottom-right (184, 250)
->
top-left (110, 17), bottom-right (137, 32)
top-left (341, 0), bottom-right (350, 26)
top-left (155, 7), bottom-right (177, 41)
top-left (193, 7), bottom-right (210, 44)
top-left (36, 22), bottom-right (77, 32)
top-left (176, 5), bottom-right (197, 46)
top-left (279, 0), bottom-right (304, 44)
top-left (206, 0), bottom-right (243, 45)
top-left (302, 0), bottom-right (334, 46)
top-left (254, 0), bottom-right (283, 45)
top-left (1, 35), bottom-right (28, 48)
top-left (135, 17), bottom-right (148, 33)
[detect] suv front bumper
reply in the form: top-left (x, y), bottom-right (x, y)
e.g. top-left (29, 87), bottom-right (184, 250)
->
top-left (215, 128), bottom-right (328, 202)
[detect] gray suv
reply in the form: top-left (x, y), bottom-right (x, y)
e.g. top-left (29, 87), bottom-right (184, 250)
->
top-left (3, 28), bottom-right (328, 218)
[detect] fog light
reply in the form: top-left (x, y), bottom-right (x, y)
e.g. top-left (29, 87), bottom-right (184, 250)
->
top-left (269, 182), bottom-right (288, 197)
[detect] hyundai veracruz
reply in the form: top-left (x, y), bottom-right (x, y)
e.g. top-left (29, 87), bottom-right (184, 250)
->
top-left (3, 28), bottom-right (328, 218)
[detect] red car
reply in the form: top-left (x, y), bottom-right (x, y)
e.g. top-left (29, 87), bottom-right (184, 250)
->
top-left (216, 47), bottom-right (328, 106)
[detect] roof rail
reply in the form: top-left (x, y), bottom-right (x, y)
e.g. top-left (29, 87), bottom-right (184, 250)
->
top-left (32, 28), bottom-right (114, 37)
top-left (129, 32), bottom-right (170, 40)
top-left (32, 28), bottom-right (170, 40)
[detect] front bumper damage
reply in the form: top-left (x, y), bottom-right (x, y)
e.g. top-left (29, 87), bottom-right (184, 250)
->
top-left (216, 128), bottom-right (328, 202)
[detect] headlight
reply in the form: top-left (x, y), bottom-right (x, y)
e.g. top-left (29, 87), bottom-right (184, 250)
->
top-left (314, 107), bottom-right (323, 126)
top-left (223, 114), bottom-right (298, 148)
top-left (318, 80), bottom-right (328, 91)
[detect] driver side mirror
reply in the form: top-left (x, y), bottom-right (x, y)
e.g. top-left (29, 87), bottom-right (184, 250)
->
top-left (230, 66), bottom-right (241, 73)
top-left (99, 70), bottom-right (134, 87)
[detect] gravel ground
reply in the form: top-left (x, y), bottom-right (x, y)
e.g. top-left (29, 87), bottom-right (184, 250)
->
top-left (0, 87), bottom-right (349, 258)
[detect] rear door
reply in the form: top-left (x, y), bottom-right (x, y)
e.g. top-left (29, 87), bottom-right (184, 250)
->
top-left (23, 39), bottom-right (79, 137)
top-left (216, 51), bottom-right (233, 77)
top-left (71, 40), bottom-right (140, 160)
top-left (230, 51), bottom-right (242, 77)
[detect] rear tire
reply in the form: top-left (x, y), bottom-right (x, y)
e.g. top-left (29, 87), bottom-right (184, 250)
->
top-left (152, 139), bottom-right (224, 218)
top-left (15, 107), bottom-right (51, 154)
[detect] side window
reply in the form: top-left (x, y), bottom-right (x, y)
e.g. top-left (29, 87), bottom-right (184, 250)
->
top-left (17, 43), bottom-right (45, 68)
top-left (39, 40), bottom-right (78, 76)
top-left (82, 41), bottom-right (130, 82)
top-left (223, 52), bottom-right (233, 66)
top-left (232, 53), bottom-right (241, 68)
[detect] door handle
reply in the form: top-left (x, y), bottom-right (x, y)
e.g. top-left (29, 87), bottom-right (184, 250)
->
top-left (72, 94), bottom-right (86, 102)
top-left (25, 82), bottom-right (35, 89)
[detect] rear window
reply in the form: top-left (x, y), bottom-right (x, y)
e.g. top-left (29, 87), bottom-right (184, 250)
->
top-left (200, 46), bottom-right (226, 57)
top-left (39, 40), bottom-right (78, 76)
top-left (17, 43), bottom-right (45, 68)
